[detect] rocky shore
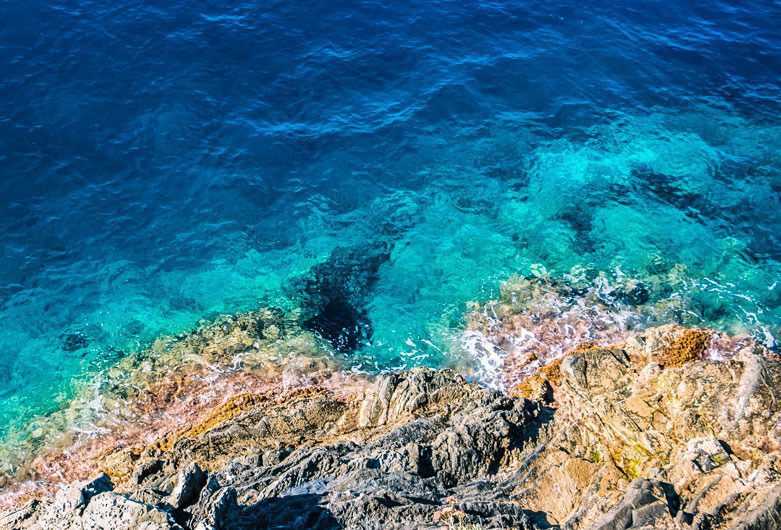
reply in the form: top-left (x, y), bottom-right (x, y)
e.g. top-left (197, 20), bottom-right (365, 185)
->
top-left (1, 278), bottom-right (780, 529)
top-left (2, 323), bottom-right (779, 529)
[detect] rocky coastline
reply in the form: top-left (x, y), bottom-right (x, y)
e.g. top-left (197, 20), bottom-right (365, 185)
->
top-left (1, 278), bottom-right (780, 529)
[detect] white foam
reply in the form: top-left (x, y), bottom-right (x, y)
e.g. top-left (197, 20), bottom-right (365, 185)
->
top-left (461, 330), bottom-right (508, 390)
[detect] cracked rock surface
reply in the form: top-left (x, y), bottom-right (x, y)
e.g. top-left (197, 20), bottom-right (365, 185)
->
top-left (2, 325), bottom-right (780, 530)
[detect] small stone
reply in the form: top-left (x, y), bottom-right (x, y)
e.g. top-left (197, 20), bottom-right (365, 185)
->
top-left (685, 438), bottom-right (730, 474)
top-left (561, 355), bottom-right (587, 388)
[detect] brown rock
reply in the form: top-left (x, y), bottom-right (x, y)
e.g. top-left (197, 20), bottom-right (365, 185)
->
top-left (4, 323), bottom-right (780, 530)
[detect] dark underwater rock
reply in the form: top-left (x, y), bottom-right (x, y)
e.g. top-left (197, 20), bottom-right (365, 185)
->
top-left (614, 282), bottom-right (650, 306)
top-left (60, 332), bottom-right (89, 352)
top-left (554, 205), bottom-right (596, 253)
top-left (293, 242), bottom-right (391, 353)
top-left (303, 296), bottom-right (369, 353)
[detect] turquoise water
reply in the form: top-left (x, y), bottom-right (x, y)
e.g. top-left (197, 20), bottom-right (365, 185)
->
top-left (1, 1), bottom-right (781, 440)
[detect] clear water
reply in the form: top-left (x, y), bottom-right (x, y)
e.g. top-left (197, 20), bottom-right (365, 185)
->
top-left (1, 0), bottom-right (780, 439)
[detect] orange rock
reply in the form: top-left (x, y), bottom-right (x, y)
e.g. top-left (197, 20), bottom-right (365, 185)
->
top-left (657, 328), bottom-right (711, 368)
top-left (510, 358), bottom-right (562, 401)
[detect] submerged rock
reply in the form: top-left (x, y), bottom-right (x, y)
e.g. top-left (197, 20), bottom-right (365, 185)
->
top-left (293, 242), bottom-right (391, 353)
top-left (3, 322), bottom-right (780, 529)
top-left (60, 332), bottom-right (89, 352)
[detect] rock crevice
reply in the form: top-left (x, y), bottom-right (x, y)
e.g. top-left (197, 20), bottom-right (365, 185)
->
top-left (3, 325), bottom-right (780, 530)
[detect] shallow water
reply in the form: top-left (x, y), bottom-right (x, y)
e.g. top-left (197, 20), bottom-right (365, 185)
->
top-left (1, 0), bottom-right (780, 442)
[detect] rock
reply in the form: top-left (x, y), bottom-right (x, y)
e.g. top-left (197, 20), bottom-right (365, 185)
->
top-left (627, 324), bottom-right (712, 367)
top-left (429, 397), bottom-right (533, 487)
top-left (167, 368), bottom-right (550, 529)
top-left (0, 500), bottom-right (38, 529)
top-left (133, 459), bottom-right (164, 486)
top-left (5, 324), bottom-right (781, 530)
top-left (500, 325), bottom-right (780, 529)
top-left (61, 332), bottom-right (89, 352)
top-left (68, 473), bottom-right (114, 512)
top-left (167, 463), bottom-right (206, 509)
top-left (560, 354), bottom-right (588, 387)
top-left (511, 359), bottom-right (561, 402)
top-left (81, 492), bottom-right (182, 530)
top-left (684, 438), bottom-right (730, 474)
top-left (733, 484), bottom-right (781, 530)
top-left (593, 479), bottom-right (677, 530)
top-left (358, 368), bottom-right (456, 427)
top-left (191, 486), bottom-right (236, 530)
top-left (28, 473), bottom-right (114, 528)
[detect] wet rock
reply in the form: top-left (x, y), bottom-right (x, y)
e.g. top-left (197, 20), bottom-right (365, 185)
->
top-left (615, 283), bottom-right (650, 306)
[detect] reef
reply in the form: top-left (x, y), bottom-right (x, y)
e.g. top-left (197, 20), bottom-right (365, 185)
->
top-left (292, 241), bottom-right (391, 353)
top-left (1, 279), bottom-right (780, 529)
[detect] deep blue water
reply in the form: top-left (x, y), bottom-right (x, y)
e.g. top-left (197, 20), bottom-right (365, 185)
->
top-left (1, 0), bottom-right (780, 438)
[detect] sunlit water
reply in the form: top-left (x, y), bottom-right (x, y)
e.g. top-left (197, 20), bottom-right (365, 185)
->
top-left (1, 0), bottom-right (780, 445)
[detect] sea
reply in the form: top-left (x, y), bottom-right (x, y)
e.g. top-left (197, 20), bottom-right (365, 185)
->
top-left (1, 0), bottom-right (780, 447)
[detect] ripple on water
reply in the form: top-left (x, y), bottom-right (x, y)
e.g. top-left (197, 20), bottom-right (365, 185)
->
top-left (1, 106), bottom-right (781, 442)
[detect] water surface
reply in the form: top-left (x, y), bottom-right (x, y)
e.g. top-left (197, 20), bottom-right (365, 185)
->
top-left (1, 0), bottom-right (780, 439)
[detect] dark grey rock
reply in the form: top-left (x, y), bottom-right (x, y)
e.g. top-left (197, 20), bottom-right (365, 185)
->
top-left (81, 492), bottom-right (182, 530)
top-left (168, 462), bottom-right (207, 510)
top-left (593, 479), bottom-right (677, 530)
